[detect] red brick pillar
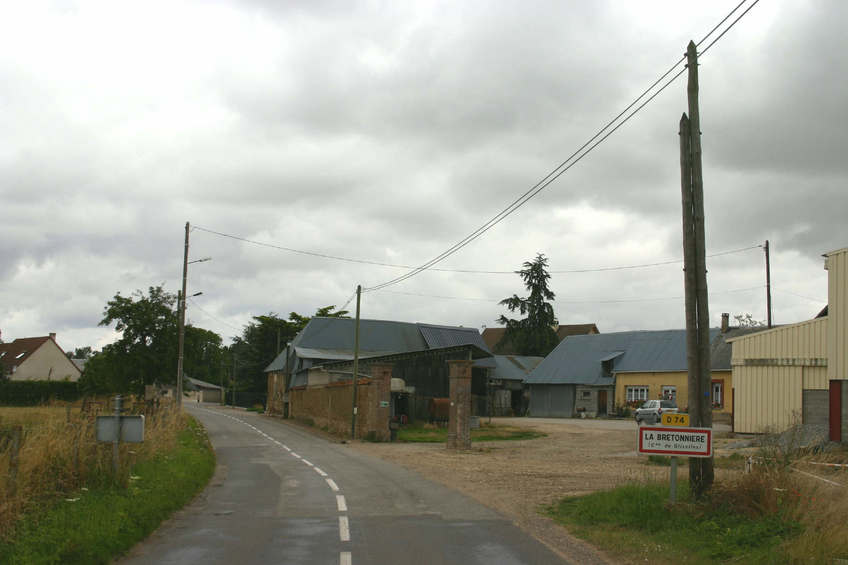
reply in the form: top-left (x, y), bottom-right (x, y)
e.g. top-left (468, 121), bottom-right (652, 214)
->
top-left (447, 360), bottom-right (473, 450)
top-left (369, 363), bottom-right (393, 442)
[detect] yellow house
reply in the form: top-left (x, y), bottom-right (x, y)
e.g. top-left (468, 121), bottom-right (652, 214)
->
top-left (728, 247), bottom-right (847, 439)
top-left (527, 325), bottom-right (748, 418)
top-left (0, 334), bottom-right (82, 382)
top-left (612, 323), bottom-right (754, 416)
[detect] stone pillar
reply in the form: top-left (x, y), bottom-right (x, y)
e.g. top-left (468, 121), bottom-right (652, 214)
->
top-left (368, 363), bottom-right (393, 442)
top-left (447, 359), bottom-right (473, 450)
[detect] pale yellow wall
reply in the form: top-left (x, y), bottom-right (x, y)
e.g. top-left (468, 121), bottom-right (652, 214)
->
top-left (733, 365), bottom-right (804, 434)
top-left (803, 366), bottom-right (829, 390)
top-left (9, 340), bottom-right (81, 382)
top-left (614, 370), bottom-right (733, 414)
top-left (730, 317), bottom-right (827, 361)
top-left (826, 248), bottom-right (848, 381)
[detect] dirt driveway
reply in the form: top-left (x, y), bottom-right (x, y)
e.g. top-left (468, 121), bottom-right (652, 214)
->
top-left (352, 417), bottom-right (679, 564)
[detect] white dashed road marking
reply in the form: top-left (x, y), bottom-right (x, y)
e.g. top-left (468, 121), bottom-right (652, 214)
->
top-left (338, 516), bottom-right (350, 542)
top-left (199, 407), bottom-right (352, 563)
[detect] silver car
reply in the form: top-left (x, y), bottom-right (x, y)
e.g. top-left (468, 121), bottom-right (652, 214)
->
top-left (634, 399), bottom-right (678, 425)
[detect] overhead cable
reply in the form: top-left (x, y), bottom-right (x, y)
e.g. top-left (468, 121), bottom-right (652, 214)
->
top-left (364, 0), bottom-right (758, 293)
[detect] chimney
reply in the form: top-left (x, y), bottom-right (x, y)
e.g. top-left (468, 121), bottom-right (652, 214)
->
top-left (49, 332), bottom-right (56, 341)
top-left (720, 313), bottom-right (729, 333)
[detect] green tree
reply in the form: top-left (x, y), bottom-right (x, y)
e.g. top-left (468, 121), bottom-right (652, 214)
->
top-left (497, 253), bottom-right (559, 356)
top-left (81, 286), bottom-right (226, 394)
top-left (66, 346), bottom-right (93, 360)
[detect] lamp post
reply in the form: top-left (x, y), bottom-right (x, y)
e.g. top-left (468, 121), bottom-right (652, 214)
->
top-left (176, 221), bottom-right (211, 407)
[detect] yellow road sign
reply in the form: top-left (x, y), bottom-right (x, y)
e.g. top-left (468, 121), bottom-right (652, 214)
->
top-left (662, 413), bottom-right (689, 426)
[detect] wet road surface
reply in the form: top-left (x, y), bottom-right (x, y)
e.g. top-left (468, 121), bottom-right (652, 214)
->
top-left (120, 404), bottom-right (566, 565)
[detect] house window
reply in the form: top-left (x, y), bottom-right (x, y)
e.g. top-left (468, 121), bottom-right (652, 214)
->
top-left (712, 380), bottom-right (724, 408)
top-left (581, 390), bottom-right (592, 399)
top-left (626, 386), bottom-right (649, 403)
top-left (662, 386), bottom-right (676, 401)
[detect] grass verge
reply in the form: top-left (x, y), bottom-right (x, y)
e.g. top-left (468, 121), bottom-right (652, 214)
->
top-left (0, 415), bottom-right (215, 565)
top-left (398, 422), bottom-right (546, 443)
top-left (545, 480), bottom-right (802, 564)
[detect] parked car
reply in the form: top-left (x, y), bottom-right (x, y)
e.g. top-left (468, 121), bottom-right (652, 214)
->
top-left (634, 399), bottom-right (678, 424)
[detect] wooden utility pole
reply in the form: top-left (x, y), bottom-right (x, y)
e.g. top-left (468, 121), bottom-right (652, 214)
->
top-left (765, 240), bottom-right (772, 328)
top-left (350, 285), bottom-right (362, 440)
top-left (681, 40), bottom-right (714, 497)
top-left (177, 221), bottom-right (189, 407)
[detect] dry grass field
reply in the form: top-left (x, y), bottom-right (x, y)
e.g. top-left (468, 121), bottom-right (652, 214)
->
top-left (0, 398), bottom-right (182, 539)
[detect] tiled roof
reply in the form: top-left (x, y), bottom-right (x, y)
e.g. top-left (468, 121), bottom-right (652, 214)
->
top-left (482, 324), bottom-right (598, 354)
top-left (0, 336), bottom-right (52, 372)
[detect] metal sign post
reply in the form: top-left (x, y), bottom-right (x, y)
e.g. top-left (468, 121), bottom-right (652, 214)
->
top-left (638, 423), bottom-right (712, 503)
top-left (97, 394), bottom-right (145, 475)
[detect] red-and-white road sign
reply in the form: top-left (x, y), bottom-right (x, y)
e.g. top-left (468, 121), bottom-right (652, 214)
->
top-left (638, 426), bottom-right (712, 458)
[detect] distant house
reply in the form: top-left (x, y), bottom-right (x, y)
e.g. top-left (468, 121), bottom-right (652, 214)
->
top-left (185, 376), bottom-right (224, 404)
top-left (481, 324), bottom-right (599, 355)
top-left (0, 333), bottom-right (82, 382)
top-left (728, 246), bottom-right (848, 440)
top-left (525, 326), bottom-right (747, 418)
top-left (265, 317), bottom-right (494, 420)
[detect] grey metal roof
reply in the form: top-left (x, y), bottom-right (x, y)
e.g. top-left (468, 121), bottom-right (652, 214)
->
top-left (489, 355), bottom-right (544, 381)
top-left (525, 328), bottom-right (722, 385)
top-left (296, 317), bottom-right (428, 355)
top-left (710, 327), bottom-right (765, 370)
top-left (185, 377), bottom-right (223, 391)
top-left (265, 317), bottom-right (493, 373)
top-left (418, 323), bottom-right (491, 353)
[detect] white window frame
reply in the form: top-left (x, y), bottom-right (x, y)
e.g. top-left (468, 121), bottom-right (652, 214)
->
top-left (626, 386), bottom-right (649, 403)
top-left (712, 381), bottom-right (723, 408)
top-left (661, 386), bottom-right (677, 401)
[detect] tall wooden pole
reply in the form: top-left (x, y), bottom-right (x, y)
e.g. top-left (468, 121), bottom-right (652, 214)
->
top-left (177, 221), bottom-right (189, 407)
top-left (680, 113), bottom-right (698, 419)
top-left (765, 240), bottom-right (772, 328)
top-left (685, 40), bottom-right (714, 496)
top-left (351, 285), bottom-right (362, 440)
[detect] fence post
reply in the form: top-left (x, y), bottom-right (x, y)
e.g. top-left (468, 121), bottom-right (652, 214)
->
top-left (8, 425), bottom-right (22, 498)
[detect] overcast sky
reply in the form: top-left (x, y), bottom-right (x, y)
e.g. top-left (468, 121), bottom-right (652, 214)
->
top-left (2, 0), bottom-right (845, 353)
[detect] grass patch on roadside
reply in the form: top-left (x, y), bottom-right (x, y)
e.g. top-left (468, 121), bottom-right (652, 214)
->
top-left (544, 480), bottom-right (801, 564)
top-left (0, 415), bottom-right (215, 565)
top-left (397, 422), bottom-right (546, 443)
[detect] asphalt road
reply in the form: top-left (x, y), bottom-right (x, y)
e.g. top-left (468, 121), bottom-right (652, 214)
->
top-left (120, 404), bottom-right (566, 565)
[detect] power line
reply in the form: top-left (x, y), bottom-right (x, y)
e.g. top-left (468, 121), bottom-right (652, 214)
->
top-left (699, 0), bottom-right (761, 56)
top-left (380, 285), bottom-right (764, 305)
top-left (364, 1), bottom-right (759, 293)
top-left (771, 288), bottom-right (826, 304)
top-left (187, 297), bottom-right (244, 333)
top-left (193, 224), bottom-right (760, 274)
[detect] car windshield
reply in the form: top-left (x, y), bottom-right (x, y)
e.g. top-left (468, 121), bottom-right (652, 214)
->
top-left (661, 400), bottom-right (677, 408)
top-left (640, 400), bottom-right (656, 409)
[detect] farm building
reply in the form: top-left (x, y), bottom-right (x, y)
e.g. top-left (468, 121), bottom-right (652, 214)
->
top-left (729, 246), bottom-right (847, 440)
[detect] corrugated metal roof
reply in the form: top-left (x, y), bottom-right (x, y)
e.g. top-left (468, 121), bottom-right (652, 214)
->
top-left (489, 355), bottom-right (544, 381)
top-left (418, 324), bottom-right (491, 353)
top-left (266, 317), bottom-right (494, 373)
top-left (525, 328), bottom-right (722, 385)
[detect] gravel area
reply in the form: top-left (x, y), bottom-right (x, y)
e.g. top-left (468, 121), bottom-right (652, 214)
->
top-left (351, 417), bottom-right (677, 564)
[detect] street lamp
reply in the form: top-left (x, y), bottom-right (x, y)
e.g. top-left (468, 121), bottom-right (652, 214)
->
top-left (176, 220), bottom-right (211, 407)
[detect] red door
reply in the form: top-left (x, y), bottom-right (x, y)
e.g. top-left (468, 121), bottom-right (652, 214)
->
top-left (830, 381), bottom-right (842, 443)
